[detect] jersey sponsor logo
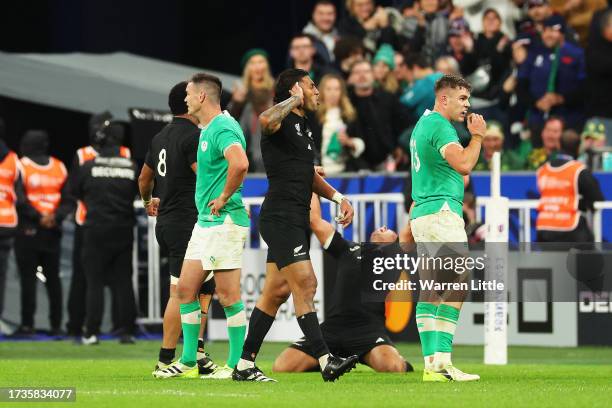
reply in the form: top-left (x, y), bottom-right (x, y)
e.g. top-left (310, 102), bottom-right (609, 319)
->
top-left (91, 166), bottom-right (135, 179)
top-left (349, 245), bottom-right (360, 252)
top-left (293, 244), bottom-right (307, 257)
top-left (375, 337), bottom-right (385, 343)
top-left (201, 141), bottom-right (208, 152)
top-left (295, 123), bottom-right (302, 136)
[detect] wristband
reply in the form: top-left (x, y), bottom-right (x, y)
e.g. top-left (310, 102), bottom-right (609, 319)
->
top-left (332, 191), bottom-right (346, 205)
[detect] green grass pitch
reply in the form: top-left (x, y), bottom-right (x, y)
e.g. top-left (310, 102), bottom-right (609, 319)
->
top-left (0, 340), bottom-right (611, 407)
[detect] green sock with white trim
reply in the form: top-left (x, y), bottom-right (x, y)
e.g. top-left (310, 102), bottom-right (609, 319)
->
top-left (224, 301), bottom-right (246, 369)
top-left (434, 304), bottom-right (460, 371)
top-left (179, 301), bottom-right (200, 367)
top-left (416, 302), bottom-right (438, 370)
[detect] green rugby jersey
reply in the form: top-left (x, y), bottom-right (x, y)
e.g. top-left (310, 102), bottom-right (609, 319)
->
top-left (195, 112), bottom-right (249, 228)
top-left (410, 110), bottom-right (464, 220)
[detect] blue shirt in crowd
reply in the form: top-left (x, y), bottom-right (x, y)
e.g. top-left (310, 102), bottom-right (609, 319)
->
top-left (518, 41), bottom-right (586, 126)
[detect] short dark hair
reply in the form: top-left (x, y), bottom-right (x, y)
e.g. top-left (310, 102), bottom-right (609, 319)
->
top-left (434, 74), bottom-right (472, 93)
top-left (314, 0), bottom-right (335, 10)
top-left (168, 81), bottom-right (189, 115)
top-left (560, 129), bottom-right (580, 158)
top-left (334, 36), bottom-right (364, 63)
top-left (190, 72), bottom-right (223, 103)
top-left (274, 69), bottom-right (310, 103)
top-left (404, 53), bottom-right (430, 69)
top-left (291, 33), bottom-right (314, 46)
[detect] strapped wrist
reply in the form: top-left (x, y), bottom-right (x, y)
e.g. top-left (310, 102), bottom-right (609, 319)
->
top-left (332, 191), bottom-right (346, 204)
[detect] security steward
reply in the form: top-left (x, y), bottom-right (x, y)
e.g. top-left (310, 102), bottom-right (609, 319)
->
top-left (66, 112), bottom-right (131, 339)
top-left (0, 119), bottom-right (30, 330)
top-left (14, 130), bottom-right (72, 337)
top-left (536, 130), bottom-right (604, 242)
top-left (73, 122), bottom-right (138, 345)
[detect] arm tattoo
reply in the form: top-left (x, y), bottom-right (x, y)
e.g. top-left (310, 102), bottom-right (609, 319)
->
top-left (260, 95), bottom-right (301, 135)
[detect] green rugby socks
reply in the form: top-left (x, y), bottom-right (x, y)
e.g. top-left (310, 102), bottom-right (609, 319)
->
top-left (434, 304), bottom-right (460, 370)
top-left (179, 301), bottom-right (200, 367)
top-left (416, 302), bottom-right (438, 370)
top-left (224, 301), bottom-right (246, 368)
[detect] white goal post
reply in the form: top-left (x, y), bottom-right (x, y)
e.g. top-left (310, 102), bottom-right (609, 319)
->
top-left (484, 152), bottom-right (509, 365)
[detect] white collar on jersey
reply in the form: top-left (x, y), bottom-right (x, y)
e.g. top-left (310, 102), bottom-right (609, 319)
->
top-left (199, 110), bottom-right (230, 131)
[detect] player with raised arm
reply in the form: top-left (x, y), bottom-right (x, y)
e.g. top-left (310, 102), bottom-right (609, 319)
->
top-left (154, 73), bottom-right (249, 379)
top-left (409, 74), bottom-right (486, 382)
top-left (232, 69), bottom-right (357, 383)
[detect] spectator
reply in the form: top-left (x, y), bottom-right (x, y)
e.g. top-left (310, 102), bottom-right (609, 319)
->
top-left (303, 0), bottom-right (339, 64)
top-left (393, 51), bottom-right (412, 92)
top-left (313, 74), bottom-right (365, 174)
top-left (373, 43), bottom-right (400, 94)
top-left (229, 49), bottom-right (274, 120)
top-left (402, 0), bottom-right (450, 64)
top-left (520, 0), bottom-right (579, 44)
top-left (498, 33), bottom-right (532, 147)
top-left (347, 60), bottom-right (411, 170)
top-left (288, 34), bottom-right (332, 85)
top-left (399, 53), bottom-right (443, 121)
top-left (445, 17), bottom-right (478, 75)
top-left (435, 55), bottom-right (461, 75)
top-left (536, 128), bottom-right (604, 242)
top-left (464, 9), bottom-right (512, 122)
top-left (333, 36), bottom-right (367, 79)
top-left (338, 0), bottom-right (396, 53)
top-left (550, 0), bottom-right (607, 47)
top-left (578, 118), bottom-right (608, 169)
top-left (453, 0), bottom-right (522, 38)
top-left (517, 15), bottom-right (586, 133)
top-left (228, 49), bottom-right (274, 172)
top-left (585, 7), bottom-right (612, 144)
top-left (525, 116), bottom-right (563, 169)
top-left (474, 121), bottom-right (525, 171)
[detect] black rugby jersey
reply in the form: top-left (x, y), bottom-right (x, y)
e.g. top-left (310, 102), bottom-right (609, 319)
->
top-left (144, 117), bottom-right (199, 227)
top-left (324, 233), bottom-right (386, 327)
top-left (260, 112), bottom-right (315, 216)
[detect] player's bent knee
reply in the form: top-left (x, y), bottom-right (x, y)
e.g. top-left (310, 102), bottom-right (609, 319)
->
top-left (272, 349), bottom-right (316, 372)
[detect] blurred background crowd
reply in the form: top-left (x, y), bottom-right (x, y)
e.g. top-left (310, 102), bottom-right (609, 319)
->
top-left (224, 0), bottom-right (612, 175)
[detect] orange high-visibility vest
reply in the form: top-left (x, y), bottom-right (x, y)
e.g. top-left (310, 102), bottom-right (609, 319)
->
top-left (0, 151), bottom-right (20, 227)
top-left (536, 160), bottom-right (585, 232)
top-left (74, 145), bottom-right (131, 225)
top-left (20, 156), bottom-right (67, 215)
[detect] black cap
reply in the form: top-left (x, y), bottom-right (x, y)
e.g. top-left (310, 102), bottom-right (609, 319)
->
top-left (543, 14), bottom-right (566, 33)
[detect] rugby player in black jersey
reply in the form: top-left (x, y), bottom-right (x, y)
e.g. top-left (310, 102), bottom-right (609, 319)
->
top-left (273, 194), bottom-right (413, 374)
top-left (233, 69), bottom-right (356, 383)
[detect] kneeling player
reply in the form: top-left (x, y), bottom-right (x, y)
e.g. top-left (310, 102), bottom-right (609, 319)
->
top-left (273, 195), bottom-right (413, 373)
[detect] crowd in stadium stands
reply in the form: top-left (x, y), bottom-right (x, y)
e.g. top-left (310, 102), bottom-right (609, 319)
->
top-left (233, 0), bottom-right (612, 174)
